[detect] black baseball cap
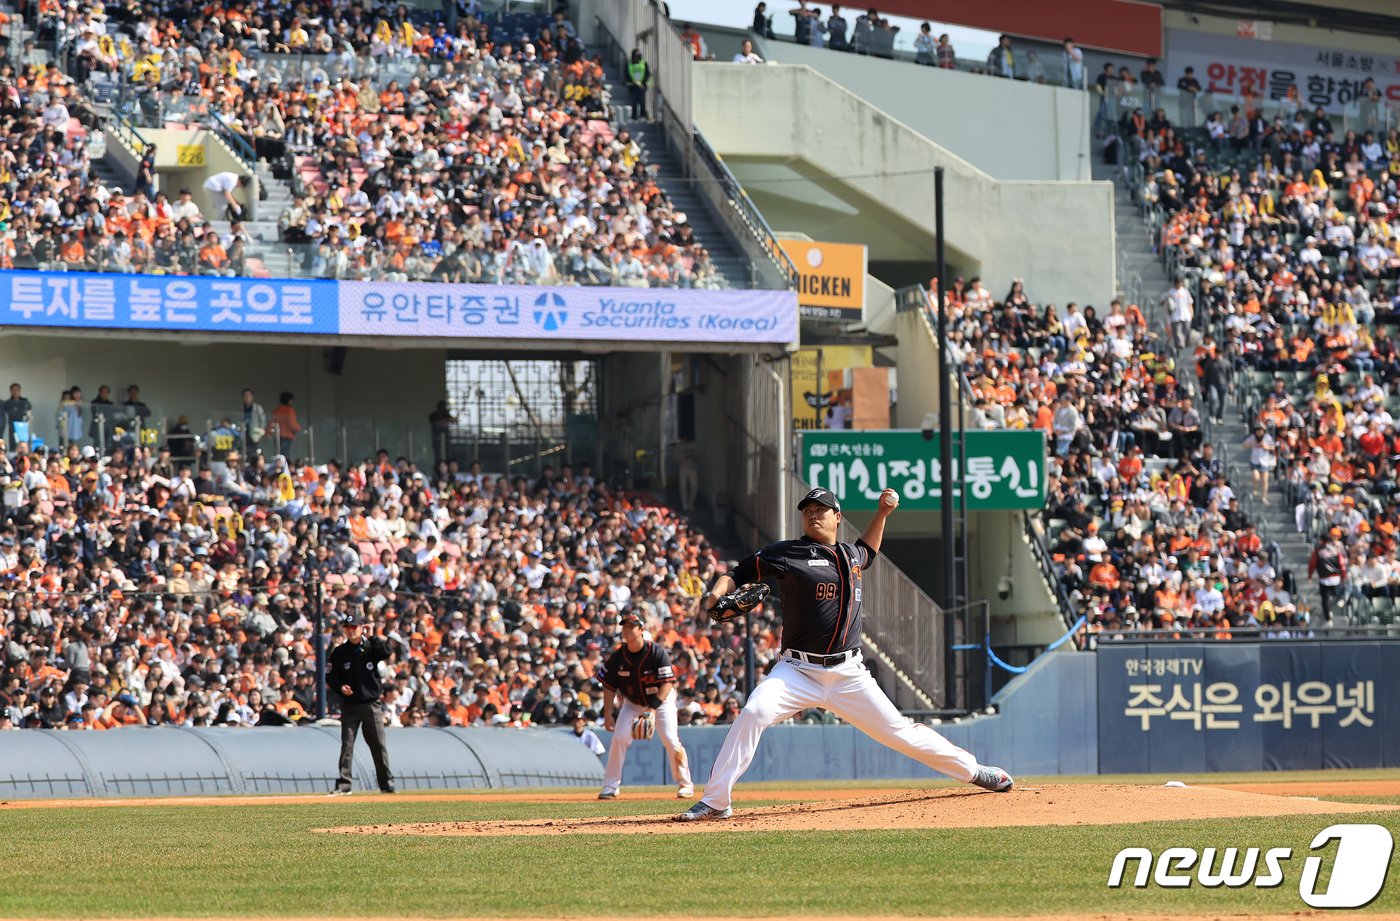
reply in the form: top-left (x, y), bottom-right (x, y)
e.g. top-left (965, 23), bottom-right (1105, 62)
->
top-left (619, 612), bottom-right (643, 627)
top-left (342, 611), bottom-right (366, 627)
top-left (798, 487), bottom-right (840, 512)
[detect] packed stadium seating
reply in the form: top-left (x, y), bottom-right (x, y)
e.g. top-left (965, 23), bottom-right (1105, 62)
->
top-left (0, 4), bottom-right (759, 731)
top-left (926, 273), bottom-right (1293, 642)
top-left (910, 81), bottom-right (1398, 640)
top-left (10, 0), bottom-right (1397, 738)
top-left (1127, 99), bottom-right (1400, 626)
top-left (6, 7), bottom-right (724, 287)
top-left (0, 444), bottom-right (782, 729)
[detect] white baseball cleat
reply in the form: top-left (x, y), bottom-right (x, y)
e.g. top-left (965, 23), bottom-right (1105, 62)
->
top-left (677, 786), bottom-right (695, 799)
top-left (970, 765), bottom-right (1014, 793)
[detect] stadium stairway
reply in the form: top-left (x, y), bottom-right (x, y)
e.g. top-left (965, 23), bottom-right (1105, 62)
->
top-left (1210, 407), bottom-right (1324, 618)
top-left (210, 157), bottom-right (298, 279)
top-left (1092, 159), bottom-right (1180, 352)
top-left (597, 65), bottom-right (753, 289)
top-left (89, 150), bottom-right (292, 279)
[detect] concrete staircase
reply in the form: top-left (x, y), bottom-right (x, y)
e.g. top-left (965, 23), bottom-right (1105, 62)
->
top-left (207, 157), bottom-right (299, 279)
top-left (1093, 158), bottom-right (1176, 348)
top-left (597, 64), bottom-right (753, 289)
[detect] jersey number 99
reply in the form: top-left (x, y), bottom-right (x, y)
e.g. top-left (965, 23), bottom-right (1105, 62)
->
top-left (814, 582), bottom-right (838, 600)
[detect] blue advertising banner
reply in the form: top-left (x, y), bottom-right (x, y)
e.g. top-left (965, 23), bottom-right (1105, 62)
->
top-left (0, 271), bottom-right (800, 345)
top-left (336, 281), bottom-right (799, 344)
top-left (1202, 642), bottom-right (1262, 772)
top-left (0, 270), bottom-right (339, 334)
top-left (1097, 641), bottom-right (1394, 773)
top-left (1321, 643), bottom-right (1383, 769)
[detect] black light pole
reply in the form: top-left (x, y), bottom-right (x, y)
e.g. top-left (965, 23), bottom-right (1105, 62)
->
top-left (314, 580), bottom-right (327, 720)
top-left (936, 168), bottom-right (954, 607)
top-left (935, 168), bottom-right (957, 710)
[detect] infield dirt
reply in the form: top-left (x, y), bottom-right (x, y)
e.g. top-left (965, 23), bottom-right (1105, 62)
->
top-left (320, 782), bottom-right (1400, 837)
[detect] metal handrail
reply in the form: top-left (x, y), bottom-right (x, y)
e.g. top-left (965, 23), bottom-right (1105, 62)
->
top-left (690, 130), bottom-right (798, 290)
top-left (1022, 512), bottom-right (1078, 631)
top-left (1089, 624), bottom-right (1399, 642)
top-left (211, 116), bottom-right (257, 169)
top-left (107, 114), bottom-right (151, 157)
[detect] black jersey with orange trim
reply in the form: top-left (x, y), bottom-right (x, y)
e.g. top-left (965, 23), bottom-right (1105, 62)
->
top-left (598, 641), bottom-right (675, 707)
top-left (730, 536), bottom-right (877, 655)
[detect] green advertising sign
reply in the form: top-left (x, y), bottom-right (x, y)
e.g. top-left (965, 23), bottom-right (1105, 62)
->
top-left (800, 430), bottom-right (1047, 511)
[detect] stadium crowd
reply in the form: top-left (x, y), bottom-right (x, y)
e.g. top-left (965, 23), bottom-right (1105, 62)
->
top-left (0, 420), bottom-right (777, 730)
top-left (1128, 90), bottom-right (1400, 624)
top-left (18, 2), bottom-right (726, 288)
top-left (927, 271), bottom-right (1308, 641)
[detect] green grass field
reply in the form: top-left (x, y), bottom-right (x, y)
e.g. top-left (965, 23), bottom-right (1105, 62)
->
top-left (2, 775), bottom-right (1398, 918)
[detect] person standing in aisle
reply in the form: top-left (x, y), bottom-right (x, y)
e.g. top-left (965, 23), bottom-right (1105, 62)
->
top-left (625, 48), bottom-right (650, 121)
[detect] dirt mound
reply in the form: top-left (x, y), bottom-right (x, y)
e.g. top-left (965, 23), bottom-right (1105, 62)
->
top-left (321, 783), bottom-right (1398, 837)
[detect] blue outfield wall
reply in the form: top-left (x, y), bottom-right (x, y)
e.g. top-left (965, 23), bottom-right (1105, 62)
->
top-left (618, 640), bottom-right (1398, 785)
top-left (0, 725), bottom-right (605, 798)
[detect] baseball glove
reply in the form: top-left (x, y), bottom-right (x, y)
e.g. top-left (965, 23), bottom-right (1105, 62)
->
top-left (631, 710), bottom-right (656, 741)
top-left (708, 582), bottom-right (771, 622)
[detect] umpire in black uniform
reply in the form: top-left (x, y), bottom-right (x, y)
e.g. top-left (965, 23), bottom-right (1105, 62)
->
top-left (328, 611), bottom-right (395, 795)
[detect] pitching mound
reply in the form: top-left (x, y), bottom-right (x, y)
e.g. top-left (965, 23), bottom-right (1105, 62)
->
top-left (320, 782), bottom-right (1398, 838)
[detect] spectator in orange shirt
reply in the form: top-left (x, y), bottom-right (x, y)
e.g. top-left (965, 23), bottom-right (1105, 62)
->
top-left (272, 392), bottom-right (301, 457)
top-left (101, 692), bottom-right (146, 728)
top-left (198, 232), bottom-right (233, 276)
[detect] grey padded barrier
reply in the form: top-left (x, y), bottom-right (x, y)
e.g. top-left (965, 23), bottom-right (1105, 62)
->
top-left (0, 725), bottom-right (606, 799)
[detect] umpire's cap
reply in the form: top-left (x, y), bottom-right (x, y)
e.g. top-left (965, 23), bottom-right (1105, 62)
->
top-left (798, 487), bottom-right (840, 512)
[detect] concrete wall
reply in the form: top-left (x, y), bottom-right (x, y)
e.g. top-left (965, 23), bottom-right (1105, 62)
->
top-left (1162, 8), bottom-right (1400, 54)
top-left (864, 274), bottom-right (897, 336)
top-left (969, 511), bottom-right (1064, 645)
top-left (750, 36), bottom-right (1092, 182)
top-left (892, 307), bottom-right (942, 429)
top-left (0, 334), bottom-right (446, 464)
top-left (694, 63), bottom-right (1115, 310)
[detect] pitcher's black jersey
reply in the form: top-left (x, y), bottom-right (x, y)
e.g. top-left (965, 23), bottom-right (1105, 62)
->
top-left (730, 536), bottom-right (877, 654)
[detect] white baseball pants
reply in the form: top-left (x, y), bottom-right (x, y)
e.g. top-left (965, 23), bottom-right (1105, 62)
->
top-left (699, 653), bottom-right (979, 809)
top-left (602, 697), bottom-right (693, 795)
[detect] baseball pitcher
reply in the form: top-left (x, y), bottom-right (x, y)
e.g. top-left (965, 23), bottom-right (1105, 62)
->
top-left (677, 486), bottom-right (1013, 821)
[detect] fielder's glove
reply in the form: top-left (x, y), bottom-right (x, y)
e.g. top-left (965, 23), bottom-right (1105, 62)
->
top-left (708, 582), bottom-right (770, 622)
top-left (631, 710), bottom-right (656, 740)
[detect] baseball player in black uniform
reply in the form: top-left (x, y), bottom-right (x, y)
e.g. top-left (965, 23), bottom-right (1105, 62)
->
top-left (328, 611), bottom-right (396, 796)
top-left (677, 486), bottom-right (1012, 821)
top-left (597, 611), bottom-right (694, 800)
